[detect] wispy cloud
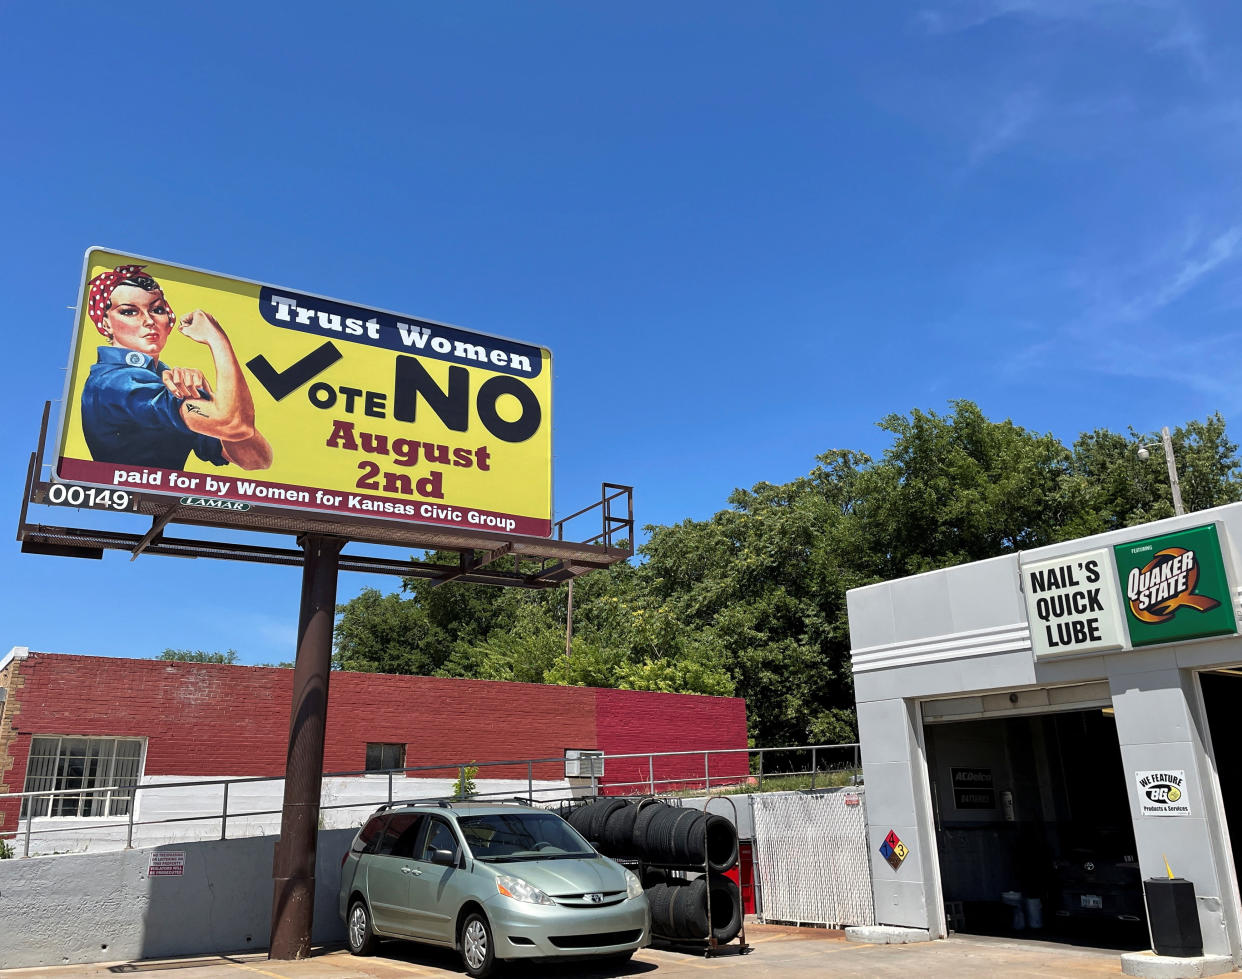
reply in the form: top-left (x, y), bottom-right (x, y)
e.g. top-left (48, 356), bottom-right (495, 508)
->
top-left (915, 0), bottom-right (1115, 36)
top-left (1149, 9), bottom-right (1211, 81)
top-left (967, 87), bottom-right (1041, 166)
top-left (1117, 227), bottom-right (1242, 321)
top-left (1002, 223), bottom-right (1242, 405)
top-left (916, 0), bottom-right (1211, 79)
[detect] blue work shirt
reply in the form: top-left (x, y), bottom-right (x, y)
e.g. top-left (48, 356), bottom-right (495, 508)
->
top-left (81, 347), bottom-right (226, 470)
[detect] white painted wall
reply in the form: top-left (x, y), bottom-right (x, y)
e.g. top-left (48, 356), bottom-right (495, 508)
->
top-left (11, 776), bottom-right (573, 855)
top-left (0, 829), bottom-right (354, 969)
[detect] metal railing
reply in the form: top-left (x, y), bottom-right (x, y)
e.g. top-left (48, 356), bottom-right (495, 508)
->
top-left (0, 743), bottom-right (861, 857)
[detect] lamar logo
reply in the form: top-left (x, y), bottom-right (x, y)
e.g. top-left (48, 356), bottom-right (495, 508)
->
top-left (1125, 547), bottom-right (1220, 624)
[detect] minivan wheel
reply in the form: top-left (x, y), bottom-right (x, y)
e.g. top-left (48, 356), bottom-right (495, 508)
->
top-left (347, 900), bottom-right (376, 956)
top-left (460, 911), bottom-right (496, 978)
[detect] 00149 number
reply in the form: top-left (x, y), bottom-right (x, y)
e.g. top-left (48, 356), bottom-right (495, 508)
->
top-left (45, 482), bottom-right (136, 512)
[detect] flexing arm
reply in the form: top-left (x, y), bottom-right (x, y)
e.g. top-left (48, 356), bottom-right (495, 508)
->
top-left (221, 432), bottom-right (273, 470)
top-left (174, 309), bottom-right (273, 470)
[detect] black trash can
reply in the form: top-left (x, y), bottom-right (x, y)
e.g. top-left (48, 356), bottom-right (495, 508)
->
top-left (1144, 877), bottom-right (1203, 958)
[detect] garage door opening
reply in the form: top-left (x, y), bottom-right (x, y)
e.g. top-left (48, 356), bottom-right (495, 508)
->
top-left (925, 708), bottom-right (1147, 949)
top-left (1200, 670), bottom-right (1242, 882)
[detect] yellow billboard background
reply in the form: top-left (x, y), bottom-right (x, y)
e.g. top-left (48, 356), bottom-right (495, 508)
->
top-left (56, 249), bottom-right (553, 536)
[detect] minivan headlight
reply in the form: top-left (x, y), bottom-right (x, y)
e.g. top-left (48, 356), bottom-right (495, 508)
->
top-left (624, 869), bottom-right (643, 900)
top-left (496, 874), bottom-right (556, 906)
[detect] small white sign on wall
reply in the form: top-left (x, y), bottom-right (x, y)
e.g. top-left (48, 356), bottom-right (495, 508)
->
top-left (1022, 548), bottom-right (1127, 658)
top-left (148, 851), bottom-right (186, 877)
top-left (1136, 771), bottom-right (1191, 816)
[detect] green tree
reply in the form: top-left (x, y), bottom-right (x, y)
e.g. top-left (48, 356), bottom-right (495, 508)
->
top-left (331, 402), bottom-right (1242, 750)
top-left (852, 400), bottom-right (1075, 577)
top-left (1066, 414), bottom-right (1241, 537)
top-left (334, 587), bottom-right (443, 674)
top-left (156, 649), bottom-right (239, 664)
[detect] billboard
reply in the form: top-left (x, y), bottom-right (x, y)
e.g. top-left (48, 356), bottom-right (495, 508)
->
top-left (54, 249), bottom-right (553, 536)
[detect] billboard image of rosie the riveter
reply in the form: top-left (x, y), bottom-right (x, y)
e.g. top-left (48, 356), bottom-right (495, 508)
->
top-left (54, 249), bottom-right (554, 537)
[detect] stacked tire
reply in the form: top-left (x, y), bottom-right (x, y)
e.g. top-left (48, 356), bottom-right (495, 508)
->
top-left (632, 802), bottom-right (738, 873)
top-left (566, 799), bottom-right (742, 944)
top-left (644, 871), bottom-right (743, 943)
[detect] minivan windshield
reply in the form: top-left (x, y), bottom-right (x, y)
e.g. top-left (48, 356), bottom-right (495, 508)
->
top-left (458, 812), bottom-right (595, 862)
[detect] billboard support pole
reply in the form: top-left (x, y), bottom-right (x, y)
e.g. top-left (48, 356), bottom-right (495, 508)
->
top-left (269, 533), bottom-right (344, 960)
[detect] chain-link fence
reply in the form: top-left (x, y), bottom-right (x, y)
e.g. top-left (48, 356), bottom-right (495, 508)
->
top-left (753, 788), bottom-right (875, 928)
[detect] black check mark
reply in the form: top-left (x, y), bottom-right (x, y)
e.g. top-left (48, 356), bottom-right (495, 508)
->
top-left (246, 342), bottom-right (343, 401)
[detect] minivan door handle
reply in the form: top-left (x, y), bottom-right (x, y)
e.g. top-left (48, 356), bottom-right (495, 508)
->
top-left (401, 866), bottom-right (422, 876)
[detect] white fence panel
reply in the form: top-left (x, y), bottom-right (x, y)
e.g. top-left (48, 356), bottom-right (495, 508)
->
top-left (753, 788), bottom-right (874, 928)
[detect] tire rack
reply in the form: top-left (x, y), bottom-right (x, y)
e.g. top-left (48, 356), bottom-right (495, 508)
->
top-left (633, 795), bottom-right (751, 958)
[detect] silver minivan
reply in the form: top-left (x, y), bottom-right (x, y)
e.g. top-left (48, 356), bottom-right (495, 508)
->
top-left (339, 799), bottom-right (651, 977)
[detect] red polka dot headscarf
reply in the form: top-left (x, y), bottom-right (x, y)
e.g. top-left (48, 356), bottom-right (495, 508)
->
top-left (86, 265), bottom-right (173, 336)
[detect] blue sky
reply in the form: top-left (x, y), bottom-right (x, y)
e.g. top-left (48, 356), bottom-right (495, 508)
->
top-left (4, 1), bottom-right (1241, 665)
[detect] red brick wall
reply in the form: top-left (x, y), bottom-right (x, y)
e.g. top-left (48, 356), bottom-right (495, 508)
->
top-left (594, 687), bottom-right (749, 794)
top-left (324, 672), bottom-right (598, 780)
top-left (0, 653), bottom-right (748, 827)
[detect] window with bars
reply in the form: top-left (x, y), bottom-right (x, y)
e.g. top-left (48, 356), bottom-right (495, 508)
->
top-left (20, 737), bottom-right (144, 818)
top-left (365, 742), bottom-right (405, 773)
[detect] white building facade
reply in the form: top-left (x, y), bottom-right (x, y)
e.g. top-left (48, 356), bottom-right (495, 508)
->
top-left (848, 503), bottom-right (1242, 965)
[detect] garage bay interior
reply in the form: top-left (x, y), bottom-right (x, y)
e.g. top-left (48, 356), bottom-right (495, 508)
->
top-left (924, 702), bottom-right (1147, 949)
top-left (1200, 670), bottom-right (1242, 894)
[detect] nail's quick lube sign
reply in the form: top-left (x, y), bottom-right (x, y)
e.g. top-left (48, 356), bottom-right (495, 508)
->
top-left (1022, 547), bottom-right (1127, 658)
top-left (1021, 524), bottom-right (1238, 657)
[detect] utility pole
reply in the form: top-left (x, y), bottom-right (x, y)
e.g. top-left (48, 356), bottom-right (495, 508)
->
top-left (565, 579), bottom-right (573, 659)
top-left (1138, 427), bottom-right (1187, 517)
top-left (1160, 426), bottom-right (1186, 516)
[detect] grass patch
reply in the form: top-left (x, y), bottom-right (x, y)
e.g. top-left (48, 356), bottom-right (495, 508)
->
top-left (661, 770), bottom-right (862, 798)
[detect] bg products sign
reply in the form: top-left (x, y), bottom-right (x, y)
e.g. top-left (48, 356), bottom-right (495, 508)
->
top-left (1135, 771), bottom-right (1191, 817)
top-left (55, 250), bottom-right (552, 536)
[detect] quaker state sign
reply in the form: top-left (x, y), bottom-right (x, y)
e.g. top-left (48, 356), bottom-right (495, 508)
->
top-left (1114, 525), bottom-right (1237, 648)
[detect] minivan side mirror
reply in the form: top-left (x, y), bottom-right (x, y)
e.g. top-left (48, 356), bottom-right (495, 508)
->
top-left (429, 848), bottom-right (457, 867)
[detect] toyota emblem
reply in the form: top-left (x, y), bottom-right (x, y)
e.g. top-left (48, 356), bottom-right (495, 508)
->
top-left (586, 893), bottom-right (604, 904)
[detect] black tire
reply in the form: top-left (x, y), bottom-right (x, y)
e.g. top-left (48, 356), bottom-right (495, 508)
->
top-left (603, 800), bottom-right (638, 855)
top-left (589, 798), bottom-right (628, 845)
top-left (708, 875), bottom-right (743, 943)
top-left (664, 808), bottom-right (699, 864)
top-left (346, 899), bottom-right (377, 956)
top-left (646, 880), bottom-right (676, 939)
top-left (642, 866), bottom-right (669, 889)
top-left (704, 814), bottom-right (739, 874)
top-left (674, 811), bottom-right (705, 865)
top-left (567, 802), bottom-right (595, 835)
top-left (647, 805), bottom-right (681, 863)
top-left (459, 911), bottom-right (496, 978)
top-left (675, 877), bottom-right (709, 940)
top-left (633, 801), bottom-right (664, 854)
top-left (648, 806), bottom-right (675, 862)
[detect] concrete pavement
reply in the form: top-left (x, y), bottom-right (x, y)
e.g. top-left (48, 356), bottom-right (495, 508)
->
top-left (0, 925), bottom-right (1134, 978)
